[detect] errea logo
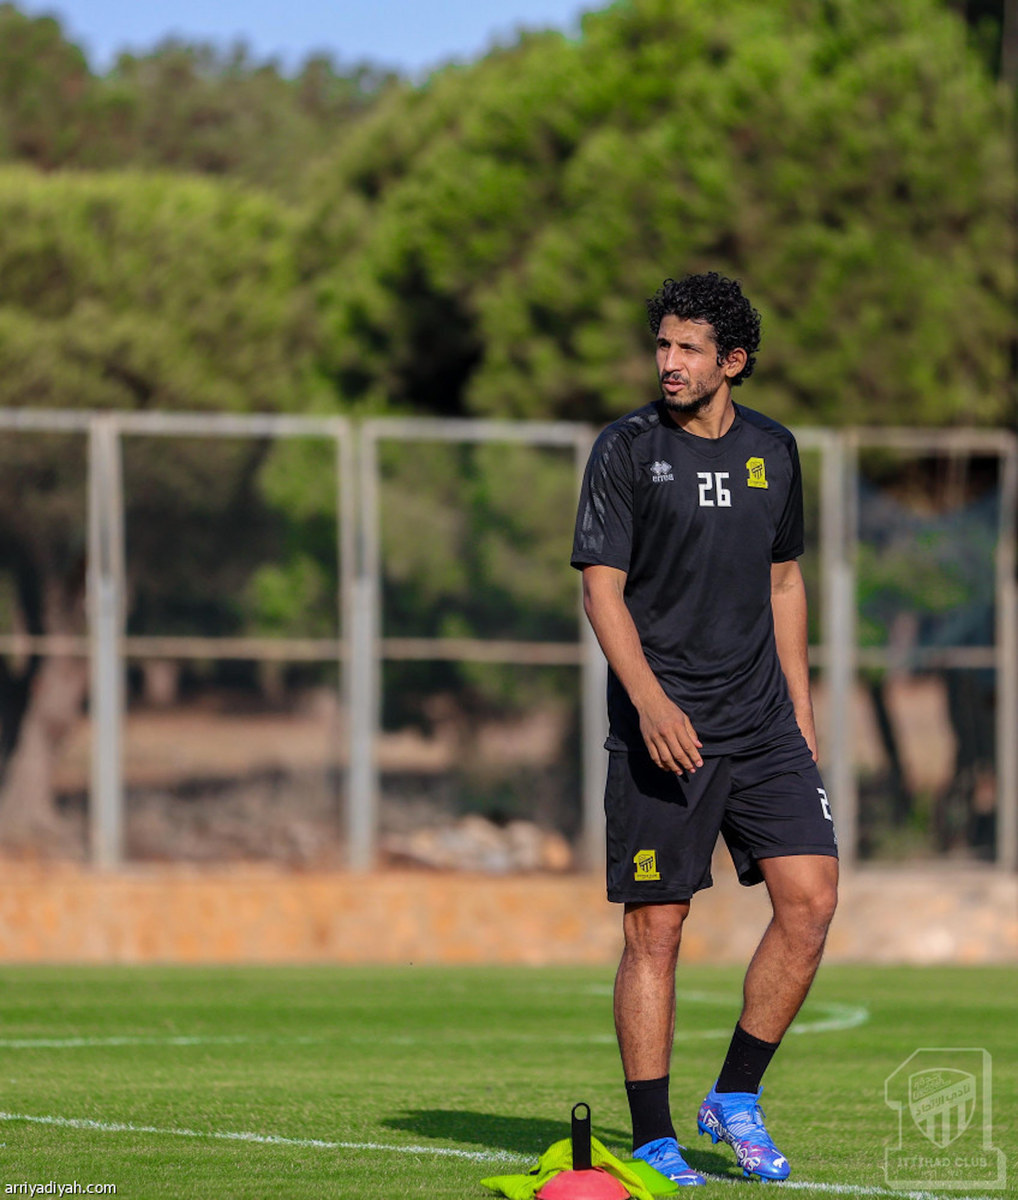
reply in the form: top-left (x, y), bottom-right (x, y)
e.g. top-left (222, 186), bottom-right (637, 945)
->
top-left (649, 460), bottom-right (673, 483)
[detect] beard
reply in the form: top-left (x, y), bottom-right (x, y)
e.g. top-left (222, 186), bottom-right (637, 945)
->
top-left (662, 390), bottom-right (712, 416)
top-left (659, 370), bottom-right (723, 416)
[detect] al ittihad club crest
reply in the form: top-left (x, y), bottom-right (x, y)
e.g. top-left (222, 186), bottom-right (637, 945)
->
top-left (909, 1068), bottom-right (977, 1148)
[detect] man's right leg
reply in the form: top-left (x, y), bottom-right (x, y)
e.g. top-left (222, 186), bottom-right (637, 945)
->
top-left (615, 901), bottom-right (687, 1081)
top-left (604, 751), bottom-right (725, 1186)
top-left (617, 901), bottom-right (705, 1186)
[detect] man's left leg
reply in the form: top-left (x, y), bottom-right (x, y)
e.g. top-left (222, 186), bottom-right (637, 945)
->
top-left (740, 853), bottom-right (839, 1041)
top-left (698, 853), bottom-right (838, 1179)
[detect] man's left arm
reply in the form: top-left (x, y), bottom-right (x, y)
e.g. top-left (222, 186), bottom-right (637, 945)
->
top-left (771, 558), bottom-right (818, 761)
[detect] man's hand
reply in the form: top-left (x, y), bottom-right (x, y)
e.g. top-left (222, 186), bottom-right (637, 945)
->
top-left (581, 564), bottom-right (703, 773)
top-left (637, 693), bottom-right (703, 774)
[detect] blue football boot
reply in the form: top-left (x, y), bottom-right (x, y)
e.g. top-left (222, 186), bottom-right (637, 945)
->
top-left (632, 1136), bottom-right (706, 1186)
top-left (697, 1084), bottom-right (790, 1181)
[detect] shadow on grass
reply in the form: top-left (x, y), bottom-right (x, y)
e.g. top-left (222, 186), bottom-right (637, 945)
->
top-left (383, 1109), bottom-right (629, 1156)
top-left (382, 1109), bottom-right (740, 1179)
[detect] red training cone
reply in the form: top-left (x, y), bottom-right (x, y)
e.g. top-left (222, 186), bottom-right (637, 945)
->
top-left (535, 1169), bottom-right (630, 1200)
top-left (535, 1104), bottom-right (632, 1200)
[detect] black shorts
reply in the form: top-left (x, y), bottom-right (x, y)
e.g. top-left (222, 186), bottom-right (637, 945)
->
top-left (605, 732), bottom-right (838, 903)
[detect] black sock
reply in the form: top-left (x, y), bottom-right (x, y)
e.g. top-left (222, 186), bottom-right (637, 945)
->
top-left (715, 1023), bottom-right (780, 1095)
top-left (626, 1074), bottom-right (676, 1152)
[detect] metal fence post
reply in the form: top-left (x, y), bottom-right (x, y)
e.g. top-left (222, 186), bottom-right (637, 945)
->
top-left (821, 431), bottom-right (857, 866)
top-left (87, 414), bottom-right (125, 868)
top-left (335, 421), bottom-right (358, 858)
top-left (346, 423), bottom-right (380, 870)
top-left (996, 438), bottom-right (1018, 871)
top-left (575, 427), bottom-right (608, 871)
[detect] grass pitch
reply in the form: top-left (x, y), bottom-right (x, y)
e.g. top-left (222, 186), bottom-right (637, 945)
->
top-left (0, 963), bottom-right (1013, 1198)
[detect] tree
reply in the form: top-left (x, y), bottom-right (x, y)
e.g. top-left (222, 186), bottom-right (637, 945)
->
top-left (103, 42), bottom-right (401, 197)
top-left (0, 5), bottom-right (401, 195)
top-left (0, 169), bottom-right (317, 845)
top-left (284, 0), bottom-right (1017, 796)
top-left (0, 3), bottom-right (111, 167)
top-left (304, 0), bottom-right (1015, 428)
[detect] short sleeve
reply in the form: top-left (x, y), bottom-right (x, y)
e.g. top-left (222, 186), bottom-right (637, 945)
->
top-left (772, 437), bottom-right (804, 561)
top-left (571, 425), bottom-right (634, 572)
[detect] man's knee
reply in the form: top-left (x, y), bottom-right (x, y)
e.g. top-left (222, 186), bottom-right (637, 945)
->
top-left (764, 856), bottom-right (838, 937)
top-left (798, 877), bottom-right (838, 933)
top-left (622, 901), bottom-right (689, 964)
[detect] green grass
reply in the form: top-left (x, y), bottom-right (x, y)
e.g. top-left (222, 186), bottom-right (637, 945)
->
top-left (0, 964), bottom-right (1014, 1198)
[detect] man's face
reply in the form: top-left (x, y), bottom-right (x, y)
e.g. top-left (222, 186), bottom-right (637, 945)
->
top-left (655, 315), bottom-right (728, 416)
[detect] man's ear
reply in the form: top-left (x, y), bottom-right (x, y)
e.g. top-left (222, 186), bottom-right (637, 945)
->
top-left (722, 347), bottom-right (748, 379)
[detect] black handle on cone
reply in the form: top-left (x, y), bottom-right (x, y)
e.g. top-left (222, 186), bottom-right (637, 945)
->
top-left (571, 1102), bottom-right (592, 1171)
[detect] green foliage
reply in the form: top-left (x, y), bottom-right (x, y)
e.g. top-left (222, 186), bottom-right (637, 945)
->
top-left (306, 0), bottom-right (1015, 427)
top-left (0, 3), bottom-right (107, 167)
top-left (0, 4), bottom-right (399, 194)
top-left (0, 169), bottom-right (320, 648)
top-left (854, 455), bottom-right (999, 649)
top-left (102, 44), bottom-right (401, 197)
top-left (380, 441), bottom-right (576, 641)
top-left (244, 438), bottom-right (342, 639)
top-left (2, 0), bottom-right (1013, 429)
top-left (856, 537), bottom-right (970, 646)
top-left (290, 0), bottom-right (1017, 728)
top-left (0, 168), bottom-right (314, 412)
top-left (376, 440), bottom-right (580, 726)
top-left (1, 0), bottom-right (1015, 747)
top-left (245, 554), bottom-right (334, 638)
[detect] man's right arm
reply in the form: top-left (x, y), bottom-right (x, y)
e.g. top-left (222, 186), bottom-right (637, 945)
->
top-left (581, 564), bottom-right (703, 774)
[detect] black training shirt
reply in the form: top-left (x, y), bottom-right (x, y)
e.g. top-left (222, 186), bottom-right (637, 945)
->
top-left (571, 400), bottom-right (804, 755)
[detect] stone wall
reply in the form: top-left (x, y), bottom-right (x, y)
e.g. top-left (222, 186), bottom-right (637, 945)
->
top-left (0, 860), bottom-right (1013, 964)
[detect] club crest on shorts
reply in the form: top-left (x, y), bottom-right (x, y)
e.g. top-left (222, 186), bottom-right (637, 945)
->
top-left (746, 457), bottom-right (768, 488)
top-left (633, 849), bottom-right (661, 881)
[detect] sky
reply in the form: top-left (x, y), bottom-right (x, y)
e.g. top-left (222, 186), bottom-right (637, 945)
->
top-left (21, 0), bottom-right (595, 76)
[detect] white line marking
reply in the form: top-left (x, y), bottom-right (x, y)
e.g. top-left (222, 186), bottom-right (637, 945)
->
top-left (0, 1035), bottom-right (319, 1050)
top-left (0, 1112), bottom-right (1000, 1200)
top-left (675, 993), bottom-right (870, 1040)
top-left (0, 1003), bottom-right (869, 1053)
top-left (670, 1000), bottom-right (869, 1041)
top-left (698, 1173), bottom-right (1001, 1200)
top-left (577, 994), bottom-right (869, 1043)
top-left (787, 1002), bottom-right (871, 1036)
top-left (0, 1112), bottom-right (528, 1165)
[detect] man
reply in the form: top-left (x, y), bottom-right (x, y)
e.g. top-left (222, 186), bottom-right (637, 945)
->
top-left (571, 272), bottom-right (838, 1186)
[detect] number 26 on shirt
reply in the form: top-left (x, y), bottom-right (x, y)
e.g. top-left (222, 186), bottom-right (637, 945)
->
top-left (697, 471), bottom-right (731, 508)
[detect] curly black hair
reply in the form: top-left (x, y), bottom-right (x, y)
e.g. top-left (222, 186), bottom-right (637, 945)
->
top-left (646, 272), bottom-right (761, 386)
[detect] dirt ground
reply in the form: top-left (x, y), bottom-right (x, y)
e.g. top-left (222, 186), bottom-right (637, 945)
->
top-left (32, 675), bottom-right (976, 866)
top-left (51, 676), bottom-right (957, 792)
